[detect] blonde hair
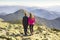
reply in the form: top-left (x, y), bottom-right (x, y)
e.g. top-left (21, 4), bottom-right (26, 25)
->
top-left (30, 13), bottom-right (34, 18)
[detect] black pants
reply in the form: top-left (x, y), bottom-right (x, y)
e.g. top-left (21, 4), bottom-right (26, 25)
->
top-left (23, 25), bottom-right (28, 35)
top-left (29, 25), bottom-right (34, 34)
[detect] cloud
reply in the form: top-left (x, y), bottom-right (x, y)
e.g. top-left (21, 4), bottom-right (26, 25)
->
top-left (0, 1), bottom-right (60, 7)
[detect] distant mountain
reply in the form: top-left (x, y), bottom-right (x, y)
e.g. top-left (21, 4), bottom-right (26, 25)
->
top-left (1, 9), bottom-right (28, 22)
top-left (45, 6), bottom-right (60, 12)
top-left (0, 6), bottom-right (39, 14)
top-left (31, 9), bottom-right (60, 20)
top-left (0, 6), bottom-right (60, 20)
top-left (0, 9), bottom-right (60, 29)
top-left (54, 17), bottom-right (60, 21)
top-left (0, 12), bottom-right (8, 15)
top-left (0, 12), bottom-right (8, 18)
top-left (0, 6), bottom-right (29, 14)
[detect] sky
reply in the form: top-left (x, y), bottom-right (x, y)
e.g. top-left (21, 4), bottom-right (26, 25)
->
top-left (0, 0), bottom-right (60, 7)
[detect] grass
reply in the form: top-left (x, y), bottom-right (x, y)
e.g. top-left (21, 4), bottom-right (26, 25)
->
top-left (0, 19), bottom-right (60, 40)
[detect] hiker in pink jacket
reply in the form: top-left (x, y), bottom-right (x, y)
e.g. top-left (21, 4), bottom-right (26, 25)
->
top-left (28, 13), bottom-right (35, 35)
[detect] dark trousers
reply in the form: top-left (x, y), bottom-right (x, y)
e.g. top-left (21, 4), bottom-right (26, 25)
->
top-left (29, 25), bottom-right (34, 34)
top-left (23, 25), bottom-right (28, 35)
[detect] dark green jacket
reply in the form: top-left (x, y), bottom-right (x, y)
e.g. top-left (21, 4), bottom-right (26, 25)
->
top-left (22, 16), bottom-right (28, 26)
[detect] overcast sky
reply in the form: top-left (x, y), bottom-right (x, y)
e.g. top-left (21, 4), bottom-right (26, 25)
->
top-left (0, 0), bottom-right (60, 7)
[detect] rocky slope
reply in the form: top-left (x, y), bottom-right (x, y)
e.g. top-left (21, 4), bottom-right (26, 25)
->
top-left (0, 19), bottom-right (60, 40)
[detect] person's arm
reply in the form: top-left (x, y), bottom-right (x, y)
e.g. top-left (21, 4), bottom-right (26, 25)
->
top-left (28, 17), bottom-right (30, 25)
top-left (22, 17), bottom-right (24, 25)
top-left (33, 18), bottom-right (35, 25)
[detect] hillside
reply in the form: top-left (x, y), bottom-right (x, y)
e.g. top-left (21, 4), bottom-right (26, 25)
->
top-left (1, 9), bottom-right (27, 21)
top-left (0, 9), bottom-right (60, 29)
top-left (0, 19), bottom-right (60, 40)
top-left (35, 16), bottom-right (60, 30)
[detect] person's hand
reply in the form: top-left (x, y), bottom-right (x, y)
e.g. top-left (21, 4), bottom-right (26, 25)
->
top-left (33, 23), bottom-right (35, 24)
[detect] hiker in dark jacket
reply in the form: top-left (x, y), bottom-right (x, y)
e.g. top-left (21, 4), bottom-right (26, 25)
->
top-left (22, 13), bottom-right (28, 35)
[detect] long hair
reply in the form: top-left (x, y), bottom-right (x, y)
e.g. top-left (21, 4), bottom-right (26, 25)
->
top-left (29, 13), bottom-right (34, 18)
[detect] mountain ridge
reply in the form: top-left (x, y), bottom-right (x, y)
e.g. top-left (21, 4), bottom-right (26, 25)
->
top-left (0, 9), bottom-right (60, 29)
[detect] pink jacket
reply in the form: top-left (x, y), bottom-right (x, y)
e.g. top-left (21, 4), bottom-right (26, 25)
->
top-left (28, 17), bottom-right (35, 25)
